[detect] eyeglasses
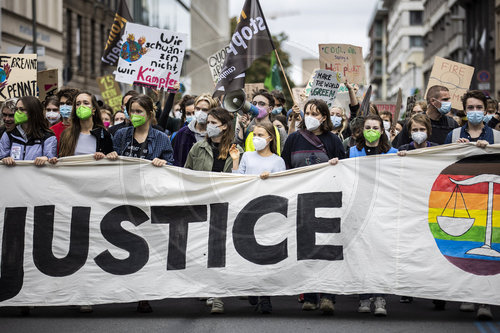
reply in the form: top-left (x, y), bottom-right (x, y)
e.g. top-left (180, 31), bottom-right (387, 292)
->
top-left (2, 112), bottom-right (14, 118)
top-left (252, 101), bottom-right (268, 107)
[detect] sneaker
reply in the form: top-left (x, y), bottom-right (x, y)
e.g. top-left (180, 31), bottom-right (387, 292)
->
top-left (137, 301), bottom-right (152, 313)
top-left (248, 296), bottom-right (258, 306)
top-left (211, 298), bottom-right (224, 314)
top-left (459, 302), bottom-right (475, 312)
top-left (358, 299), bottom-right (371, 313)
top-left (257, 298), bottom-right (272, 314)
top-left (79, 305), bottom-right (93, 313)
top-left (476, 304), bottom-right (493, 320)
top-left (302, 301), bottom-right (318, 311)
top-left (433, 299), bottom-right (446, 310)
top-left (373, 297), bottom-right (387, 317)
top-left (206, 297), bottom-right (214, 307)
top-left (400, 296), bottom-right (413, 303)
top-left (319, 298), bottom-right (334, 315)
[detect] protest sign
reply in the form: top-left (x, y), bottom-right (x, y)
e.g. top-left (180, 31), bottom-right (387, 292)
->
top-left (292, 87), bottom-right (307, 110)
top-left (207, 46), bottom-right (231, 85)
top-left (101, 0), bottom-right (133, 66)
top-left (319, 44), bottom-right (365, 84)
top-left (303, 68), bottom-right (319, 98)
top-left (244, 83), bottom-right (265, 99)
top-left (97, 74), bottom-right (123, 112)
top-left (37, 69), bottom-right (58, 102)
top-left (1, 144), bottom-right (500, 306)
top-left (374, 101), bottom-right (397, 117)
top-left (0, 54), bottom-right (37, 101)
top-left (425, 56), bottom-right (474, 110)
top-left (114, 22), bottom-right (187, 91)
top-left (308, 69), bottom-right (342, 108)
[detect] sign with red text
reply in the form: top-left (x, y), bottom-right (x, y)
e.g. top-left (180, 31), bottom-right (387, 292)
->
top-left (0, 54), bottom-right (37, 101)
top-left (318, 44), bottom-right (365, 84)
top-left (114, 22), bottom-right (187, 91)
top-left (374, 101), bottom-right (397, 117)
top-left (97, 74), bottom-right (123, 113)
top-left (425, 56), bottom-right (474, 110)
top-left (37, 69), bottom-right (58, 102)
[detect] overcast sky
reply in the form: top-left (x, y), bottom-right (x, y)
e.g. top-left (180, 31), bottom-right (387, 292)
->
top-left (229, 0), bottom-right (378, 85)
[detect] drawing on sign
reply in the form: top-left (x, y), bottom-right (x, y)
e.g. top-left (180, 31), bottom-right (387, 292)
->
top-left (0, 63), bottom-right (11, 90)
top-left (120, 34), bottom-right (148, 62)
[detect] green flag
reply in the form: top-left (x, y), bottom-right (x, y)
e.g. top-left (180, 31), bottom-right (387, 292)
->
top-left (264, 51), bottom-right (282, 91)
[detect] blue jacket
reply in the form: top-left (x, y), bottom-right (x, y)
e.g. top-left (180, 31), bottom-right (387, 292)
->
top-left (0, 125), bottom-right (57, 160)
top-left (349, 146), bottom-right (398, 158)
top-left (445, 124), bottom-right (499, 144)
top-left (113, 126), bottom-right (174, 164)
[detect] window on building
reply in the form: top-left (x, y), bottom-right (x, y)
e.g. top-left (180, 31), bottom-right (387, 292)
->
top-left (77, 15), bottom-right (82, 70)
top-left (375, 21), bottom-right (383, 38)
top-left (375, 60), bottom-right (382, 76)
top-left (375, 41), bottom-right (383, 57)
top-left (66, 10), bottom-right (72, 66)
top-left (410, 11), bottom-right (423, 25)
top-left (410, 36), bottom-right (423, 47)
top-left (91, 19), bottom-right (95, 73)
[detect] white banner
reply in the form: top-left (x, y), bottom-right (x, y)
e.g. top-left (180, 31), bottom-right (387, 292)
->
top-left (1, 144), bottom-right (500, 306)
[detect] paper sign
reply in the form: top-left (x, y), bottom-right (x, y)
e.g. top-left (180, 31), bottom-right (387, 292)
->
top-left (374, 102), bottom-right (397, 117)
top-left (425, 56), bottom-right (474, 110)
top-left (319, 44), bottom-right (366, 84)
top-left (207, 46), bottom-right (231, 85)
top-left (244, 83), bottom-right (265, 99)
top-left (97, 74), bottom-right (123, 112)
top-left (292, 87), bottom-right (307, 110)
top-left (37, 69), bottom-right (58, 102)
top-left (114, 22), bottom-right (187, 91)
top-left (308, 69), bottom-right (342, 108)
top-left (303, 68), bottom-right (319, 98)
top-left (0, 54), bottom-right (37, 101)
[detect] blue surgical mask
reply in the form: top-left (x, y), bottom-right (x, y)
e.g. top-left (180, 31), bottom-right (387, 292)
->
top-left (437, 101), bottom-right (452, 115)
top-left (330, 115), bottom-right (342, 128)
top-left (123, 106), bottom-right (130, 119)
top-left (484, 114), bottom-right (493, 124)
top-left (59, 105), bottom-right (72, 118)
top-left (186, 115), bottom-right (194, 123)
top-left (467, 110), bottom-right (485, 125)
top-left (272, 106), bottom-right (283, 115)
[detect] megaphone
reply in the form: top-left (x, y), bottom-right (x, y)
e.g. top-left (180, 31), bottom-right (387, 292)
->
top-left (222, 89), bottom-right (259, 117)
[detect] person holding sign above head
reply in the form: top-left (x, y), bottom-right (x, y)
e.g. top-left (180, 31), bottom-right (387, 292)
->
top-left (0, 96), bottom-right (57, 166)
top-left (172, 93), bottom-right (218, 167)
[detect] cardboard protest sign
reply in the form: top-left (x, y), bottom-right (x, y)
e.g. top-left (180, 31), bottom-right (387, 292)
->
top-left (374, 101), bottom-right (397, 117)
top-left (207, 46), bottom-right (231, 85)
top-left (425, 56), bottom-right (474, 110)
top-left (292, 87), bottom-right (307, 110)
top-left (308, 69), bottom-right (342, 108)
top-left (37, 69), bottom-right (58, 102)
top-left (0, 54), bottom-right (37, 101)
top-left (303, 68), bottom-right (319, 98)
top-left (97, 74), bottom-right (123, 112)
top-left (244, 83), bottom-right (264, 99)
top-left (114, 22), bottom-right (187, 91)
top-left (319, 44), bottom-right (365, 84)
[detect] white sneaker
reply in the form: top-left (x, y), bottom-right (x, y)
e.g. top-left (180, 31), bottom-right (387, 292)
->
top-left (373, 297), bottom-right (387, 316)
top-left (459, 302), bottom-right (475, 312)
top-left (358, 299), bottom-right (371, 313)
top-left (211, 298), bottom-right (224, 314)
top-left (319, 298), bottom-right (334, 314)
top-left (476, 304), bottom-right (493, 320)
top-left (302, 301), bottom-right (317, 311)
top-left (206, 297), bottom-right (214, 307)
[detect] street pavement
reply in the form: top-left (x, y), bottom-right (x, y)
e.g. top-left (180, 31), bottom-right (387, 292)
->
top-left (0, 295), bottom-right (498, 333)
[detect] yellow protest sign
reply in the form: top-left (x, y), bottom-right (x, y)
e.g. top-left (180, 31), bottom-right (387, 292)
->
top-left (97, 74), bottom-right (123, 113)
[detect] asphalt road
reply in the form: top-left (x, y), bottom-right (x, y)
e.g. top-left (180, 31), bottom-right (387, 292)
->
top-left (0, 295), bottom-right (498, 333)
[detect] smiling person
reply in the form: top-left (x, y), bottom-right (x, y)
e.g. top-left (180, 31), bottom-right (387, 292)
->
top-left (0, 96), bottom-right (57, 166)
top-left (0, 98), bottom-right (18, 138)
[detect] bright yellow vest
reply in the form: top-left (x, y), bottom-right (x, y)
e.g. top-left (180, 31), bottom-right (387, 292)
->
top-left (244, 126), bottom-right (281, 156)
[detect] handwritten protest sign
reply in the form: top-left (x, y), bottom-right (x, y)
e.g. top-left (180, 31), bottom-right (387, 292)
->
top-left (425, 56), bottom-right (474, 110)
top-left (244, 83), bottom-right (265, 99)
top-left (292, 87), bottom-right (307, 110)
top-left (303, 68), bottom-right (319, 98)
top-left (114, 22), bottom-right (187, 91)
top-left (374, 101), bottom-right (397, 117)
top-left (207, 46), bottom-right (231, 85)
top-left (308, 69), bottom-right (342, 108)
top-left (319, 44), bottom-right (365, 84)
top-left (97, 74), bottom-right (123, 112)
top-left (37, 69), bottom-right (58, 102)
top-left (0, 54), bottom-right (37, 101)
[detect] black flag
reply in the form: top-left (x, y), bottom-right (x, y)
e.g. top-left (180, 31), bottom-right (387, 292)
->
top-left (213, 0), bottom-right (274, 97)
top-left (18, 44), bottom-right (26, 54)
top-left (101, 0), bottom-right (133, 66)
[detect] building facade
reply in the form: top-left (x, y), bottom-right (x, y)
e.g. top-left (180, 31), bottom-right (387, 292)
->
top-left (367, 0), bottom-right (388, 100)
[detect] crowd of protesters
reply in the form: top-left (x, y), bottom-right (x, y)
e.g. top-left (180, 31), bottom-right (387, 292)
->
top-left (1, 81), bottom-right (499, 319)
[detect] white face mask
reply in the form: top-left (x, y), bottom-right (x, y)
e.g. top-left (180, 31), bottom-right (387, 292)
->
top-left (305, 116), bottom-right (321, 131)
top-left (411, 131), bottom-right (427, 144)
top-left (206, 123), bottom-right (222, 138)
top-left (383, 120), bottom-right (391, 131)
top-left (195, 110), bottom-right (208, 124)
top-left (174, 111), bottom-right (182, 119)
top-left (114, 120), bottom-right (124, 126)
top-left (46, 111), bottom-right (61, 125)
top-left (253, 136), bottom-right (268, 151)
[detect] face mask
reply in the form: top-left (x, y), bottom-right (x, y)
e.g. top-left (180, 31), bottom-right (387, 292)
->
top-left (305, 116), bottom-right (321, 131)
top-left (76, 105), bottom-right (92, 120)
top-left (436, 101), bottom-right (452, 115)
top-left (14, 110), bottom-right (28, 125)
top-left (206, 123), bottom-right (222, 138)
top-left (383, 120), bottom-right (391, 131)
top-left (114, 120), bottom-right (124, 126)
top-left (195, 110), bottom-right (208, 124)
top-left (131, 114), bottom-right (146, 128)
top-left (484, 114), bottom-right (493, 124)
top-left (272, 106), bottom-right (283, 115)
top-left (185, 115), bottom-right (194, 124)
top-left (253, 136), bottom-right (268, 151)
top-left (123, 106), bottom-right (130, 119)
top-left (103, 121), bottom-right (110, 128)
top-left (363, 129), bottom-right (382, 143)
top-left (411, 131), bottom-right (427, 144)
top-left (59, 105), bottom-right (72, 118)
top-left (46, 111), bottom-right (60, 125)
top-left (331, 115), bottom-right (342, 128)
top-left (467, 110), bottom-right (484, 125)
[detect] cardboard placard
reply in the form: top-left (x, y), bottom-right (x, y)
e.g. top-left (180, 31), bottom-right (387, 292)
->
top-left (97, 74), bottom-right (123, 113)
top-left (374, 102), bottom-right (397, 117)
top-left (292, 87), bottom-right (307, 110)
top-left (207, 46), bottom-right (231, 85)
top-left (0, 54), bottom-right (37, 101)
top-left (114, 22), bottom-right (187, 91)
top-left (308, 69), bottom-right (342, 108)
top-left (425, 56), bottom-right (474, 110)
top-left (318, 44), bottom-right (365, 84)
top-left (244, 83), bottom-right (265, 99)
top-left (37, 69), bottom-right (58, 102)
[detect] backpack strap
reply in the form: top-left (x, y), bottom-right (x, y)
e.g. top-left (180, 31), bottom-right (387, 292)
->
top-left (298, 129), bottom-right (327, 154)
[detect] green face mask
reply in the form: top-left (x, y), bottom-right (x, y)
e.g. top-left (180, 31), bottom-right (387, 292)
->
top-left (363, 129), bottom-right (382, 143)
top-left (131, 114), bottom-right (146, 128)
top-left (14, 110), bottom-right (28, 125)
top-left (76, 105), bottom-right (93, 120)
